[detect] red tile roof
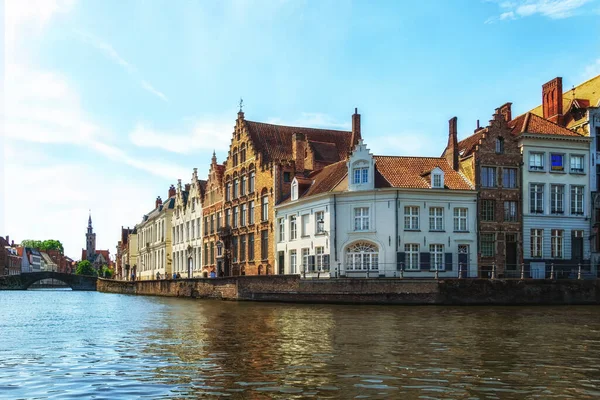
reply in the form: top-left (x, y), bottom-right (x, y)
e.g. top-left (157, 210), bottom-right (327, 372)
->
top-left (309, 141), bottom-right (341, 163)
top-left (374, 156), bottom-right (473, 190)
top-left (509, 112), bottom-right (583, 137)
top-left (304, 160), bottom-right (348, 197)
top-left (457, 131), bottom-right (484, 158)
top-left (244, 120), bottom-right (352, 166)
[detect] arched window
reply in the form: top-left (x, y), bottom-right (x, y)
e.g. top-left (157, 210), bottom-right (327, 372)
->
top-left (352, 160), bottom-right (369, 184)
top-left (232, 147), bottom-right (238, 167)
top-left (249, 166), bottom-right (256, 193)
top-left (261, 189), bottom-right (269, 221)
top-left (346, 242), bottom-right (379, 271)
top-left (240, 143), bottom-right (247, 163)
top-left (258, 265), bottom-right (263, 275)
top-left (495, 137), bottom-right (504, 154)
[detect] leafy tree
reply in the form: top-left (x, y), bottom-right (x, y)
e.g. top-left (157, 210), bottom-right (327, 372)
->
top-left (21, 240), bottom-right (43, 249)
top-left (21, 239), bottom-right (64, 254)
top-left (100, 265), bottom-right (113, 279)
top-left (75, 260), bottom-right (97, 276)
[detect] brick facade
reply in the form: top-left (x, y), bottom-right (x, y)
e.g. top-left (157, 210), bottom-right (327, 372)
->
top-left (201, 152), bottom-right (225, 276)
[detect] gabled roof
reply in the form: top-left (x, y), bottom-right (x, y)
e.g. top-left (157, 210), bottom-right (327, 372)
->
top-left (308, 141), bottom-right (341, 163)
top-left (374, 156), bottom-right (473, 190)
top-left (457, 131), bottom-right (484, 158)
top-left (304, 160), bottom-right (348, 197)
top-left (244, 120), bottom-right (352, 166)
top-left (509, 112), bottom-right (583, 137)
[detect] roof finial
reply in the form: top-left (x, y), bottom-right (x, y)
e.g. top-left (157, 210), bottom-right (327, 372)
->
top-left (239, 98), bottom-right (244, 112)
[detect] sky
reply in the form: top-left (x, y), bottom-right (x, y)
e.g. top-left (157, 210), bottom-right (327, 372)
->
top-left (2, 0), bottom-right (600, 260)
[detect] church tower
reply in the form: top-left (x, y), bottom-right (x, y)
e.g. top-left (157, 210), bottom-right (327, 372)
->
top-left (86, 211), bottom-right (96, 260)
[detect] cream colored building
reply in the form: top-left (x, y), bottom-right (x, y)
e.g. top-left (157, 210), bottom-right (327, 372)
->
top-left (137, 186), bottom-right (175, 280)
top-left (127, 230), bottom-right (138, 279)
top-left (172, 169), bottom-right (206, 278)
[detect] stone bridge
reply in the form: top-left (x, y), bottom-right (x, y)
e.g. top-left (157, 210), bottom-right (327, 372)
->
top-left (0, 272), bottom-right (97, 291)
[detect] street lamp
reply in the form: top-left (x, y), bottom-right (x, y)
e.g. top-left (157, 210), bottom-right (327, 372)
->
top-left (317, 218), bottom-right (326, 235)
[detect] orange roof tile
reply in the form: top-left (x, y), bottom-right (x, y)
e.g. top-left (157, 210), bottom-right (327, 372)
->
top-left (374, 156), bottom-right (473, 190)
top-left (509, 112), bottom-right (583, 137)
top-left (457, 131), bottom-right (484, 158)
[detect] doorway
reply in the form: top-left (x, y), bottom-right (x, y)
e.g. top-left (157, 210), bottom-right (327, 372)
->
top-left (506, 234), bottom-right (518, 271)
top-left (278, 251), bottom-right (285, 274)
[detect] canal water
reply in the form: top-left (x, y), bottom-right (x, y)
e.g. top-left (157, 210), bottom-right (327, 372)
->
top-left (1, 291), bottom-right (600, 399)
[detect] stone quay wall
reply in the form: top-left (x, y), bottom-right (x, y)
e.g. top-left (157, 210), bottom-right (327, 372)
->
top-left (97, 276), bottom-right (600, 305)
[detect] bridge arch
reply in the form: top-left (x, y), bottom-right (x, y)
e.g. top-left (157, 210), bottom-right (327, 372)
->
top-left (0, 272), bottom-right (98, 291)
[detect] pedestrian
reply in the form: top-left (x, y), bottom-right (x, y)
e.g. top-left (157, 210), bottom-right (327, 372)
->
top-left (176, 273), bottom-right (181, 279)
top-left (210, 270), bottom-right (216, 278)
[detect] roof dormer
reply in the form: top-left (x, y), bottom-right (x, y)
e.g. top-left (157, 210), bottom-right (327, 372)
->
top-left (430, 167), bottom-right (445, 189)
top-left (348, 139), bottom-right (375, 192)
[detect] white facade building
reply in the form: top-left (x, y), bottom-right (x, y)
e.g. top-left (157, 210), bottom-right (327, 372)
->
top-left (275, 140), bottom-right (478, 278)
top-left (171, 169), bottom-right (206, 278)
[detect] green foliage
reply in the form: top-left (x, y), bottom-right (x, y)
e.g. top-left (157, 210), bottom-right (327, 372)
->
top-left (100, 265), bottom-right (113, 279)
top-left (21, 239), bottom-right (64, 254)
top-left (75, 260), bottom-right (97, 276)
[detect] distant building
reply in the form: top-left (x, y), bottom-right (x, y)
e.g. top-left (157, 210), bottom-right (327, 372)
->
top-left (20, 247), bottom-right (42, 273)
top-left (0, 235), bottom-right (21, 276)
top-left (81, 212), bottom-right (111, 270)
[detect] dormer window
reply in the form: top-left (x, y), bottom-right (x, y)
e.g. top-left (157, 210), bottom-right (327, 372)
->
top-left (291, 181), bottom-right (298, 201)
top-left (353, 167), bottom-right (368, 184)
top-left (431, 167), bottom-right (444, 189)
top-left (433, 174), bottom-right (442, 188)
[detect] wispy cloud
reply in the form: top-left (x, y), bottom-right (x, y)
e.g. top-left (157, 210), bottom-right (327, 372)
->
top-left (266, 112), bottom-right (351, 130)
top-left (582, 58), bottom-right (600, 81)
top-left (485, 0), bottom-right (594, 23)
top-left (75, 29), bottom-right (169, 102)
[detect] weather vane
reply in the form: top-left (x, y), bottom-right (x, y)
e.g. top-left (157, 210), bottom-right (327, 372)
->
top-left (239, 98), bottom-right (244, 112)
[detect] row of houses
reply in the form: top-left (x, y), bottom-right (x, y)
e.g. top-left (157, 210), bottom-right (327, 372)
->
top-left (0, 235), bottom-right (75, 276)
top-left (116, 74), bottom-right (600, 280)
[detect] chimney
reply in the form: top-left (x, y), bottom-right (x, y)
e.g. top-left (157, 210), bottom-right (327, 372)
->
top-left (168, 184), bottom-right (176, 198)
top-left (542, 77), bottom-right (563, 125)
top-left (496, 102), bottom-right (512, 122)
top-left (5, 235), bottom-right (8, 243)
top-left (185, 183), bottom-right (191, 192)
top-left (155, 196), bottom-right (162, 208)
top-left (11, 240), bottom-right (14, 247)
top-left (351, 108), bottom-right (361, 148)
top-left (292, 132), bottom-right (307, 174)
top-left (445, 117), bottom-right (459, 171)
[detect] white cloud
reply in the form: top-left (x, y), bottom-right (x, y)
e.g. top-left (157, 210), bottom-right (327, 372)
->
top-left (582, 58), bottom-right (600, 81)
top-left (485, 0), bottom-right (593, 23)
top-left (129, 120), bottom-right (234, 154)
top-left (266, 112), bottom-right (351, 130)
top-left (74, 30), bottom-right (169, 102)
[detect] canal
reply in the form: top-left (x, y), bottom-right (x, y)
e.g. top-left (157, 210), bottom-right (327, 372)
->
top-left (1, 291), bottom-right (599, 399)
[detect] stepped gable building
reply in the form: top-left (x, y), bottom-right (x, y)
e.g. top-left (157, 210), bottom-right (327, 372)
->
top-left (443, 104), bottom-right (522, 276)
top-left (202, 152), bottom-right (225, 277)
top-left (217, 108), bottom-right (357, 276)
top-left (116, 227), bottom-right (134, 279)
top-left (172, 169), bottom-right (206, 278)
top-left (275, 139), bottom-right (477, 278)
top-left (81, 212), bottom-right (111, 270)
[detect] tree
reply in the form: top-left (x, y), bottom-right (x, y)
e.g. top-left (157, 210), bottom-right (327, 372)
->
top-left (100, 265), bottom-right (113, 279)
top-left (21, 240), bottom-right (43, 249)
top-left (75, 260), bottom-right (97, 276)
top-left (21, 239), bottom-right (64, 254)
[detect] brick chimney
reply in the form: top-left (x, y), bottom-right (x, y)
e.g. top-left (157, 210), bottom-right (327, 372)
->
top-left (351, 108), bottom-right (361, 148)
top-left (542, 77), bottom-right (563, 125)
top-left (168, 184), bottom-right (176, 198)
top-left (445, 117), bottom-right (459, 171)
top-left (496, 102), bottom-right (512, 122)
top-left (155, 196), bottom-right (162, 208)
top-left (5, 235), bottom-right (8, 243)
top-left (292, 132), bottom-right (307, 173)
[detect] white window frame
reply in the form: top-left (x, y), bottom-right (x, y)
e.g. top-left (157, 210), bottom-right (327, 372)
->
top-left (404, 206), bottom-right (419, 230)
top-left (571, 185), bottom-right (584, 215)
top-left (278, 218), bottom-right (285, 242)
top-left (550, 184), bottom-right (564, 214)
top-left (432, 174), bottom-right (442, 188)
top-left (353, 167), bottom-right (369, 184)
top-left (453, 208), bottom-right (468, 231)
top-left (290, 216), bottom-right (297, 240)
top-left (353, 207), bottom-right (370, 231)
top-left (570, 154), bottom-right (585, 174)
top-left (346, 242), bottom-right (379, 271)
top-left (529, 152), bottom-right (545, 171)
top-left (290, 250), bottom-right (297, 274)
top-left (530, 183), bottom-right (544, 214)
top-left (405, 244), bottom-right (420, 270)
top-left (551, 229), bottom-right (563, 259)
top-left (430, 244), bottom-right (444, 271)
top-left (315, 246), bottom-right (326, 271)
top-left (531, 229), bottom-right (543, 258)
top-left (429, 207), bottom-right (444, 231)
top-left (315, 211), bottom-right (325, 234)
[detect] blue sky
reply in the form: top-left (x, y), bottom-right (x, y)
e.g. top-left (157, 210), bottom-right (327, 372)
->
top-left (2, 0), bottom-right (600, 259)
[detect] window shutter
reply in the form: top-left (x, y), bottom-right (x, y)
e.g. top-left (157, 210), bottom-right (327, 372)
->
top-left (323, 254), bottom-right (330, 269)
top-left (309, 255), bottom-right (316, 270)
top-left (397, 252), bottom-right (405, 270)
top-left (444, 253), bottom-right (453, 271)
top-left (420, 252), bottom-right (430, 270)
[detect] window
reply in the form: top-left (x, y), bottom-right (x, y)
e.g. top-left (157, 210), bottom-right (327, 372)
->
top-left (249, 171), bottom-right (255, 193)
top-left (404, 206), bottom-right (419, 230)
top-left (232, 206), bottom-right (238, 228)
top-left (225, 209), bottom-right (231, 227)
top-left (346, 242), bottom-right (379, 271)
top-left (551, 153), bottom-right (564, 172)
top-left (233, 179), bottom-right (239, 198)
top-left (240, 235), bottom-right (246, 261)
top-left (429, 207), bottom-right (444, 231)
top-left (570, 155), bottom-right (584, 173)
top-left (278, 218), bottom-right (285, 242)
top-left (204, 243), bottom-right (208, 265)
top-left (315, 211), bottom-right (325, 234)
top-left (249, 201), bottom-right (255, 224)
top-left (432, 174), bottom-right (442, 188)
top-left (226, 183), bottom-right (231, 201)
top-left (495, 137), bottom-right (504, 154)
top-left (241, 204), bottom-right (247, 226)
top-left (354, 207), bottom-right (370, 231)
top-left (216, 241), bottom-right (223, 258)
top-left (571, 186), bottom-right (584, 215)
top-left (248, 233), bottom-right (255, 260)
top-left (301, 214), bottom-right (309, 237)
top-left (290, 216), bottom-right (297, 240)
top-left (481, 167), bottom-right (496, 188)
top-left (503, 168), bottom-right (517, 188)
top-left (301, 248), bottom-right (310, 272)
top-left (481, 233), bottom-right (495, 257)
top-left (290, 250), bottom-right (297, 274)
top-left (551, 229), bottom-right (563, 259)
top-left (353, 167), bottom-right (368, 184)
top-left (283, 172), bottom-right (291, 183)
top-left (291, 182), bottom-right (298, 200)
top-left (531, 229), bottom-right (543, 258)
top-left (430, 244), bottom-right (444, 270)
top-left (260, 230), bottom-right (268, 260)
top-left (191, 220), bottom-right (195, 239)
top-left (240, 147), bottom-right (246, 163)
top-left (315, 246), bottom-right (327, 271)
top-left (504, 201), bottom-right (517, 222)
top-left (551, 185), bottom-right (564, 214)
top-left (529, 152), bottom-right (545, 171)
top-left (405, 244), bottom-right (419, 270)
top-left (453, 208), bottom-right (468, 231)
top-left (204, 217), bottom-right (209, 235)
top-left (216, 212), bottom-right (221, 229)
top-left (481, 200), bottom-right (495, 221)
top-left (240, 176), bottom-right (246, 196)
top-left (232, 237), bottom-right (238, 262)
top-left (210, 242), bottom-right (215, 264)
top-left (261, 195), bottom-right (268, 221)
top-left (233, 152), bottom-right (238, 167)
top-left (530, 184), bottom-right (544, 213)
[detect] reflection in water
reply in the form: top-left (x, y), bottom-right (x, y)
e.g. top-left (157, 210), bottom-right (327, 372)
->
top-left (1, 292), bottom-right (600, 399)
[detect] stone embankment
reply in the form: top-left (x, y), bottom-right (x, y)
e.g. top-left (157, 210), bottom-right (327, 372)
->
top-left (98, 275), bottom-right (600, 305)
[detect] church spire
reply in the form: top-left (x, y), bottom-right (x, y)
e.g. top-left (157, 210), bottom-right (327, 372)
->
top-left (88, 210), bottom-right (92, 229)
